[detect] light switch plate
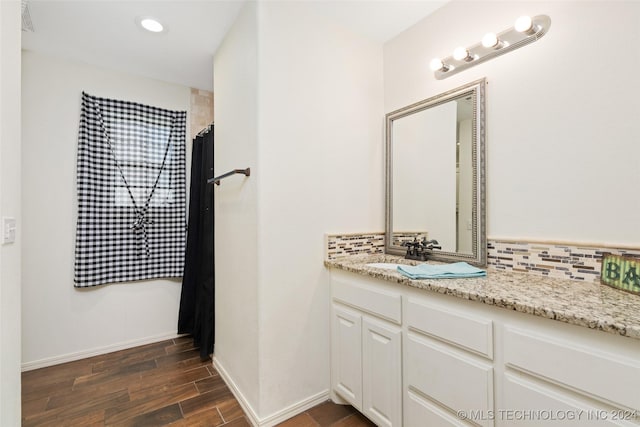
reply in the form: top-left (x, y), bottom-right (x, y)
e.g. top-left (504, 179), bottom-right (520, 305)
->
top-left (2, 217), bottom-right (16, 244)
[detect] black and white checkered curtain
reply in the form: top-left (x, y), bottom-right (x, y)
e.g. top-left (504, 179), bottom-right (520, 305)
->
top-left (74, 92), bottom-right (187, 287)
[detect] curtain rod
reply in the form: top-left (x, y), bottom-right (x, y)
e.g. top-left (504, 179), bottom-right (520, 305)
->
top-left (196, 122), bottom-right (214, 137)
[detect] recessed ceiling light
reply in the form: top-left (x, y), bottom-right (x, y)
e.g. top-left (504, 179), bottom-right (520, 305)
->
top-left (137, 16), bottom-right (166, 33)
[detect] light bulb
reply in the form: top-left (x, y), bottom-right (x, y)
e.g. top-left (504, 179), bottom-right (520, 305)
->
top-left (514, 15), bottom-right (533, 33)
top-left (430, 58), bottom-right (444, 71)
top-left (482, 32), bottom-right (499, 48)
top-left (453, 47), bottom-right (472, 62)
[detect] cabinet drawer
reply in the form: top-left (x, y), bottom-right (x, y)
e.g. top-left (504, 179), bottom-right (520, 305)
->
top-left (407, 297), bottom-right (493, 359)
top-left (332, 275), bottom-right (402, 324)
top-left (405, 390), bottom-right (471, 427)
top-left (504, 327), bottom-right (640, 411)
top-left (502, 372), bottom-right (638, 427)
top-left (406, 334), bottom-right (494, 427)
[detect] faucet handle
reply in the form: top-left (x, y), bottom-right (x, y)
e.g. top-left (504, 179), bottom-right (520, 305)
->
top-left (420, 239), bottom-right (441, 250)
top-left (404, 238), bottom-right (420, 248)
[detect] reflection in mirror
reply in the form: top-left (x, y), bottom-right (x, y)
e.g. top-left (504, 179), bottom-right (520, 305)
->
top-left (385, 79), bottom-right (486, 266)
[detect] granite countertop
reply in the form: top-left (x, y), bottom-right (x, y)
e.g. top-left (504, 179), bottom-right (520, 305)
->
top-left (325, 254), bottom-right (640, 340)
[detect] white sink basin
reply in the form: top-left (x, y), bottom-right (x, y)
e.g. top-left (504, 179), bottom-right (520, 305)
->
top-left (366, 263), bottom-right (402, 270)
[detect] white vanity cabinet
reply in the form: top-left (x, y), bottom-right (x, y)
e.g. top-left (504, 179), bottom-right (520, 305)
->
top-left (329, 267), bottom-right (640, 427)
top-left (404, 296), bottom-right (495, 427)
top-left (331, 271), bottom-right (403, 427)
top-left (498, 324), bottom-right (640, 426)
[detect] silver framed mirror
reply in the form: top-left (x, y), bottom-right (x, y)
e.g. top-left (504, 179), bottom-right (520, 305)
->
top-left (385, 78), bottom-right (486, 266)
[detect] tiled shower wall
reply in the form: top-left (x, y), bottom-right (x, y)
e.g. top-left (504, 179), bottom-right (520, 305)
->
top-left (190, 88), bottom-right (214, 138)
top-left (325, 232), bottom-right (640, 283)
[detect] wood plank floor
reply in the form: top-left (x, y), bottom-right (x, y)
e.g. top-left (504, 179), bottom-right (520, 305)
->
top-left (277, 401), bottom-right (375, 427)
top-left (21, 337), bottom-right (375, 426)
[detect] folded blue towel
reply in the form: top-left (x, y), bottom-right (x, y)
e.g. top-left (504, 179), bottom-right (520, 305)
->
top-left (397, 262), bottom-right (486, 280)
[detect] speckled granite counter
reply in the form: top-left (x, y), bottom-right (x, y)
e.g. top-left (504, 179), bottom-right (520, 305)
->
top-left (325, 254), bottom-right (640, 341)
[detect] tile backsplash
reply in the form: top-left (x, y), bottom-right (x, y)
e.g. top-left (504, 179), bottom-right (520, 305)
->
top-left (325, 232), bottom-right (640, 283)
top-left (391, 232), bottom-right (428, 247)
top-left (325, 233), bottom-right (384, 259)
top-left (488, 240), bottom-right (640, 282)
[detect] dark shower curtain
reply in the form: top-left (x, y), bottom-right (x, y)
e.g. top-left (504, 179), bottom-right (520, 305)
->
top-left (178, 125), bottom-right (214, 360)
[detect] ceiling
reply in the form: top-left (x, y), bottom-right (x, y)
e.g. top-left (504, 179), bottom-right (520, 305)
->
top-left (22, 0), bottom-right (448, 91)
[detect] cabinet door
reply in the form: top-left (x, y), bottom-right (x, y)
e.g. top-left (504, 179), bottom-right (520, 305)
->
top-left (332, 305), bottom-right (363, 410)
top-left (362, 316), bottom-right (402, 427)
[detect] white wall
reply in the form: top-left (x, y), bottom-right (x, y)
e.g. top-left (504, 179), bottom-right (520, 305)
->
top-left (257, 1), bottom-right (383, 418)
top-left (212, 1), bottom-right (261, 413)
top-left (213, 0), bottom-right (384, 422)
top-left (385, 1), bottom-right (640, 245)
top-left (21, 51), bottom-right (191, 368)
top-left (0, 1), bottom-right (22, 424)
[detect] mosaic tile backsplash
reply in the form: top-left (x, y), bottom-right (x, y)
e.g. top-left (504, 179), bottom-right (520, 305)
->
top-left (326, 233), bottom-right (384, 259)
top-left (326, 233), bottom-right (640, 283)
top-left (488, 241), bottom-right (640, 283)
top-left (391, 232), bottom-right (428, 247)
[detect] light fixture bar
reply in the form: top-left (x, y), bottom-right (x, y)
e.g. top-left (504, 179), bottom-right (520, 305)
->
top-left (433, 14), bottom-right (551, 80)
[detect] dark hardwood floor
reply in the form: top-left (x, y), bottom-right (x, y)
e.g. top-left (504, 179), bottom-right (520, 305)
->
top-left (277, 401), bottom-right (375, 427)
top-left (21, 337), bottom-right (374, 426)
top-left (22, 337), bottom-right (247, 426)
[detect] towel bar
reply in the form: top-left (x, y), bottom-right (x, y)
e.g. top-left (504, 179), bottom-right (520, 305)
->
top-left (208, 168), bottom-right (251, 186)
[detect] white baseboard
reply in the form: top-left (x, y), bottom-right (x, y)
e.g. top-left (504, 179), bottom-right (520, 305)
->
top-left (212, 357), bottom-right (262, 426)
top-left (21, 331), bottom-right (183, 371)
top-left (258, 389), bottom-right (330, 427)
top-left (213, 356), bottom-right (330, 427)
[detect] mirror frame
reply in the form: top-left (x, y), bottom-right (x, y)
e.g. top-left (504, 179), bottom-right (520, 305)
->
top-left (385, 78), bottom-right (487, 266)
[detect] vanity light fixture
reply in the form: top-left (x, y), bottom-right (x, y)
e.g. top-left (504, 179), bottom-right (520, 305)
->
top-left (514, 15), bottom-right (535, 34)
top-left (431, 14), bottom-right (551, 80)
top-left (429, 58), bottom-right (449, 72)
top-left (453, 47), bottom-right (474, 62)
top-left (481, 32), bottom-right (502, 49)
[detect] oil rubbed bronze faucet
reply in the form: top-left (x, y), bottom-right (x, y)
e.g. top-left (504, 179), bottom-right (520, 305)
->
top-left (403, 237), bottom-right (442, 261)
